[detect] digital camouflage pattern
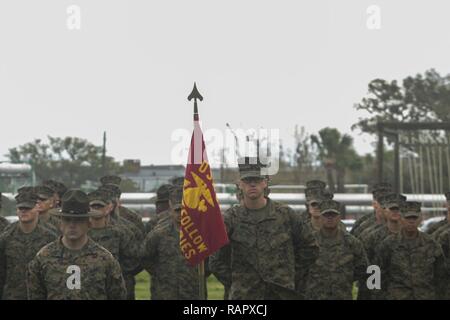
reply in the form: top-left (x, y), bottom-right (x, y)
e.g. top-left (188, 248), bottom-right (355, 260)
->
top-left (27, 238), bottom-right (126, 300)
top-left (109, 210), bottom-right (144, 300)
top-left (361, 224), bottom-right (398, 264)
top-left (88, 224), bottom-right (140, 276)
top-left (425, 218), bottom-right (447, 235)
top-left (358, 223), bottom-right (400, 300)
top-left (351, 213), bottom-right (378, 239)
top-left (42, 214), bottom-right (62, 234)
top-left (209, 199), bottom-right (319, 300)
top-left (0, 222), bottom-right (57, 299)
top-left (119, 206), bottom-right (146, 234)
top-left (350, 212), bottom-right (375, 236)
top-left (38, 214), bottom-right (61, 235)
top-left (436, 228), bottom-right (450, 298)
top-left (0, 217), bottom-right (8, 232)
top-left (374, 231), bottom-right (447, 300)
top-left (431, 222), bottom-right (450, 240)
top-left (305, 229), bottom-right (368, 300)
top-left (141, 216), bottom-right (199, 300)
top-left (144, 209), bottom-right (170, 235)
top-left (355, 218), bottom-right (381, 241)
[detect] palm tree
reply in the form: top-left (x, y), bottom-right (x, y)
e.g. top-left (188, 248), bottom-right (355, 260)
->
top-left (311, 128), bottom-right (362, 193)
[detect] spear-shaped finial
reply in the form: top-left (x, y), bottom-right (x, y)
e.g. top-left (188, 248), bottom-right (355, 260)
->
top-left (188, 82), bottom-right (203, 121)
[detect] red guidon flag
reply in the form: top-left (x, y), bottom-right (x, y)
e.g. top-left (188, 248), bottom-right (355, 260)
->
top-left (180, 115), bottom-right (229, 266)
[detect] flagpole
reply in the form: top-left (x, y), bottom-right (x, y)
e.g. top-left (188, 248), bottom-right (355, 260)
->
top-left (188, 82), bottom-right (206, 300)
top-left (198, 261), bottom-right (206, 300)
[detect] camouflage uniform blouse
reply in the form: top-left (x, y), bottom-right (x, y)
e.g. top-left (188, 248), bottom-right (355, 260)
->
top-left (27, 237), bottom-right (126, 300)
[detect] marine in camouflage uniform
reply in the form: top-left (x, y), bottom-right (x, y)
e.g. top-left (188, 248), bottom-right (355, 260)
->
top-left (358, 193), bottom-right (405, 300)
top-left (374, 201), bottom-right (447, 300)
top-left (87, 190), bottom-right (140, 282)
top-left (305, 200), bottom-right (368, 300)
top-left (98, 183), bottom-right (144, 300)
top-left (35, 186), bottom-right (62, 234)
top-left (300, 181), bottom-right (347, 233)
top-left (436, 231), bottom-right (450, 298)
top-left (299, 180), bottom-right (326, 223)
top-left (0, 193), bottom-right (9, 232)
top-left (427, 192), bottom-right (450, 240)
top-left (100, 175), bottom-right (146, 234)
top-left (0, 192), bottom-right (57, 299)
top-left (43, 180), bottom-right (68, 208)
top-left (351, 183), bottom-right (392, 238)
top-left (145, 184), bottom-right (172, 235)
top-left (0, 217), bottom-right (8, 232)
top-left (426, 218), bottom-right (448, 236)
top-left (356, 189), bottom-right (399, 243)
top-left (141, 185), bottom-right (200, 300)
top-left (98, 185), bottom-right (143, 298)
top-left (27, 189), bottom-right (126, 300)
top-left (16, 187), bottom-right (59, 235)
top-left (209, 157), bottom-right (319, 300)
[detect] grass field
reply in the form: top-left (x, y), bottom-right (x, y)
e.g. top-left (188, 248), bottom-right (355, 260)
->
top-left (135, 271), bottom-right (225, 300)
top-left (136, 272), bottom-right (358, 300)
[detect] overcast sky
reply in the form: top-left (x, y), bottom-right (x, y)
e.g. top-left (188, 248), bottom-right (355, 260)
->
top-left (1, 0), bottom-right (449, 167)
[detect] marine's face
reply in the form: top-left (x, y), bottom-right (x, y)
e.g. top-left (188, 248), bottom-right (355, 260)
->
top-left (387, 206), bottom-right (401, 222)
top-left (308, 201), bottom-right (321, 217)
top-left (401, 215), bottom-right (421, 232)
top-left (320, 211), bottom-right (340, 230)
top-left (36, 196), bottom-right (55, 213)
top-left (239, 177), bottom-right (267, 200)
top-left (60, 217), bottom-right (90, 241)
top-left (17, 206), bottom-right (39, 223)
top-left (89, 202), bottom-right (112, 218)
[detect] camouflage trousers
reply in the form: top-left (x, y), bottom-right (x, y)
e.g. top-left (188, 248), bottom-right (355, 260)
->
top-left (124, 274), bottom-right (135, 300)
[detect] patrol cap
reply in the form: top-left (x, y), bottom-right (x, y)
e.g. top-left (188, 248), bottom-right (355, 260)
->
top-left (100, 175), bottom-right (122, 187)
top-left (305, 187), bottom-right (329, 203)
top-left (306, 180), bottom-right (326, 190)
top-left (88, 189), bottom-right (112, 206)
top-left (43, 180), bottom-right (68, 198)
top-left (35, 186), bottom-right (55, 200)
top-left (15, 192), bottom-right (38, 209)
top-left (150, 184), bottom-right (171, 204)
top-left (371, 182), bottom-right (393, 193)
top-left (379, 193), bottom-right (407, 209)
top-left (319, 200), bottom-right (341, 215)
top-left (373, 189), bottom-right (391, 202)
top-left (17, 186), bottom-right (35, 195)
top-left (238, 157), bottom-right (265, 180)
top-left (169, 185), bottom-right (183, 210)
top-left (99, 184), bottom-right (121, 198)
top-left (52, 189), bottom-right (103, 218)
top-left (400, 201), bottom-right (422, 218)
